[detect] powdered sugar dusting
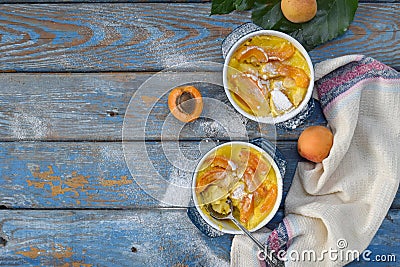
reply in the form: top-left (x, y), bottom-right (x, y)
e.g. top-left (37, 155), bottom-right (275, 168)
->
top-left (190, 241), bottom-right (229, 267)
top-left (161, 211), bottom-right (229, 266)
top-left (200, 120), bottom-right (225, 137)
top-left (11, 112), bottom-right (49, 140)
top-left (161, 166), bottom-right (192, 207)
top-left (99, 145), bottom-right (125, 169)
top-left (148, 39), bottom-right (193, 69)
top-left (199, 98), bottom-right (249, 139)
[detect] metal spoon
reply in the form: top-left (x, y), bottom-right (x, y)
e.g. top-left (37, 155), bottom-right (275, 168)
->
top-left (205, 198), bottom-right (283, 266)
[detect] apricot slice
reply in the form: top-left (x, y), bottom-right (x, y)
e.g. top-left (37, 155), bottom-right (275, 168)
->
top-left (210, 155), bottom-right (234, 170)
top-left (202, 155), bottom-right (236, 173)
top-left (239, 150), bottom-right (270, 174)
top-left (297, 126), bottom-right (334, 163)
top-left (264, 42), bottom-right (295, 61)
top-left (277, 64), bottom-right (310, 88)
top-left (236, 46), bottom-right (269, 65)
top-left (168, 86), bottom-right (203, 123)
top-left (232, 92), bottom-right (253, 114)
top-left (253, 183), bottom-right (268, 207)
top-left (243, 172), bottom-right (262, 193)
top-left (196, 167), bottom-right (227, 193)
top-left (239, 194), bottom-right (254, 224)
top-left (259, 186), bottom-right (277, 213)
top-left (230, 74), bottom-right (270, 116)
top-left (239, 150), bottom-right (270, 192)
top-left (262, 62), bottom-right (309, 88)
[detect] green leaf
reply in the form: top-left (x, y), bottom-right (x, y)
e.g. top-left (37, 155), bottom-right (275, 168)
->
top-left (251, 0), bottom-right (358, 50)
top-left (234, 0), bottom-right (255, 11)
top-left (211, 0), bottom-right (236, 15)
top-left (252, 0), bottom-right (283, 29)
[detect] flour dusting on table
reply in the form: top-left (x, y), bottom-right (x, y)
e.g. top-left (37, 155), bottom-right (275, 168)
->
top-left (148, 40), bottom-right (193, 69)
top-left (11, 112), bottom-right (48, 139)
top-left (161, 166), bottom-right (192, 207)
top-left (199, 98), bottom-right (249, 139)
top-left (161, 211), bottom-right (230, 267)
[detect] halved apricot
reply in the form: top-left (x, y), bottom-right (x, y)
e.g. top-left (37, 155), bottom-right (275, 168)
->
top-left (168, 86), bottom-right (203, 123)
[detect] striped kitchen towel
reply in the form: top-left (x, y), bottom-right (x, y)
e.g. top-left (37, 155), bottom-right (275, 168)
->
top-left (231, 55), bottom-right (400, 266)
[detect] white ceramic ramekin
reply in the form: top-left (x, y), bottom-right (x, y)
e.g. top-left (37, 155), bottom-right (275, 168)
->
top-left (223, 30), bottom-right (314, 124)
top-left (192, 141), bottom-right (283, 234)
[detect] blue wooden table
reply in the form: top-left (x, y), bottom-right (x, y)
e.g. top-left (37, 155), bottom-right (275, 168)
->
top-left (0, 1), bottom-right (399, 266)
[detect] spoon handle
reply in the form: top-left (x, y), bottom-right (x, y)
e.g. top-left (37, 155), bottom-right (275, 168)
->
top-left (230, 216), bottom-right (283, 267)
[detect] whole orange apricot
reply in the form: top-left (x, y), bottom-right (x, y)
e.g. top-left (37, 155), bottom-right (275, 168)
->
top-left (297, 126), bottom-right (333, 163)
top-left (281, 0), bottom-right (317, 23)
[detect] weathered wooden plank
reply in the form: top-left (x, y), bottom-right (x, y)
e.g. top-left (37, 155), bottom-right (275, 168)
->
top-left (0, 141), bottom-right (399, 209)
top-left (0, 209), bottom-right (232, 266)
top-left (0, 209), bottom-right (398, 266)
top-left (0, 3), bottom-right (398, 72)
top-left (0, 141), bottom-right (291, 208)
top-left (0, 72), bottom-right (327, 141)
top-left (0, 0), bottom-right (395, 3)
